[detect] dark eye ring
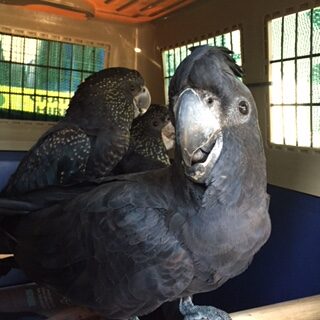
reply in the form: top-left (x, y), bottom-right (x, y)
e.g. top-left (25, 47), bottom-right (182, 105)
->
top-left (207, 97), bottom-right (214, 105)
top-left (239, 100), bottom-right (249, 115)
top-left (153, 121), bottom-right (159, 127)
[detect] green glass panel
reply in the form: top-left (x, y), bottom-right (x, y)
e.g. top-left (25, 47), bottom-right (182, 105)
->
top-left (23, 38), bottom-right (37, 64)
top-left (283, 13), bottom-right (296, 59)
top-left (35, 65), bottom-right (48, 91)
top-left (297, 10), bottom-right (311, 56)
top-left (72, 44), bottom-right (83, 68)
top-left (82, 72), bottom-right (91, 82)
top-left (59, 68), bottom-right (71, 92)
top-left (48, 41), bottom-right (61, 67)
top-left (36, 40), bottom-right (49, 65)
top-left (0, 61), bottom-right (9, 86)
top-left (60, 43), bottom-right (72, 69)
top-left (174, 47), bottom-right (181, 70)
top-left (168, 49), bottom-right (175, 77)
top-left (161, 51), bottom-right (168, 77)
top-left (0, 34), bottom-right (12, 62)
top-left (47, 67), bottom-right (59, 92)
top-left (164, 77), bottom-right (170, 104)
top-left (297, 105), bottom-right (311, 147)
top-left (94, 48), bottom-right (105, 71)
top-left (180, 46), bottom-right (187, 60)
top-left (215, 34), bottom-right (224, 47)
top-left (270, 62), bottom-right (282, 104)
top-left (83, 47), bottom-right (95, 71)
top-left (10, 93), bottom-right (23, 112)
top-left (207, 37), bottom-right (215, 46)
top-left (312, 105), bottom-right (320, 147)
top-left (10, 63), bottom-right (23, 89)
top-left (283, 105), bottom-right (296, 145)
top-left (282, 60), bottom-right (296, 104)
top-left (313, 8), bottom-right (320, 53)
top-left (71, 70), bottom-right (82, 92)
top-left (297, 58), bottom-right (310, 104)
top-left (312, 57), bottom-right (320, 102)
top-left (231, 30), bottom-right (241, 65)
top-left (271, 17), bottom-right (282, 60)
top-left (11, 36), bottom-right (24, 63)
top-left (270, 105), bottom-right (284, 144)
top-left (23, 64), bottom-right (35, 90)
top-left (223, 33), bottom-right (231, 49)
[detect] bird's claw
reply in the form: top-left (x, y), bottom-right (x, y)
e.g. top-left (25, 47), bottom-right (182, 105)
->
top-left (179, 297), bottom-right (231, 320)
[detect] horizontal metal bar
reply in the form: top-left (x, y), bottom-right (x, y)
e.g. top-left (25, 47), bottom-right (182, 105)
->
top-left (270, 52), bottom-right (320, 63)
top-left (270, 103), bottom-right (320, 106)
top-left (245, 82), bottom-right (272, 88)
top-left (0, 59), bottom-right (96, 75)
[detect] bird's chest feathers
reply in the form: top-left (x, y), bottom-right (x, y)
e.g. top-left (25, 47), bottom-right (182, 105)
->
top-left (183, 191), bottom-right (270, 282)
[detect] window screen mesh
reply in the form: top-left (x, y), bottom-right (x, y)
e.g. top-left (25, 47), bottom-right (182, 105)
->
top-left (162, 30), bottom-right (242, 103)
top-left (269, 8), bottom-right (320, 149)
top-left (0, 34), bottom-right (108, 121)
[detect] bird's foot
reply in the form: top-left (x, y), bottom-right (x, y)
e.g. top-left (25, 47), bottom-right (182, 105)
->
top-left (179, 296), bottom-right (231, 320)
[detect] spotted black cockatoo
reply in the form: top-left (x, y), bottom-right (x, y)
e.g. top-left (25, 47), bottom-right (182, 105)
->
top-left (0, 46), bottom-right (271, 320)
top-left (2, 67), bottom-right (151, 196)
top-left (112, 104), bottom-right (171, 175)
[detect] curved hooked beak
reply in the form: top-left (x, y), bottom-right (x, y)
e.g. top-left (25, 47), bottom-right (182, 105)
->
top-left (133, 85), bottom-right (151, 118)
top-left (175, 88), bottom-right (223, 184)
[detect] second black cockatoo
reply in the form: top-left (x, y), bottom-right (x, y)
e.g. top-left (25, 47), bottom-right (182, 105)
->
top-left (2, 67), bottom-right (151, 195)
top-left (112, 104), bottom-right (171, 175)
top-left (0, 46), bottom-right (271, 320)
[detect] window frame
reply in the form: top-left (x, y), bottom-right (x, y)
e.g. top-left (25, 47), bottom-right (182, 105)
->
top-left (266, 6), bottom-right (320, 152)
top-left (0, 25), bottom-right (111, 151)
top-left (160, 26), bottom-right (243, 104)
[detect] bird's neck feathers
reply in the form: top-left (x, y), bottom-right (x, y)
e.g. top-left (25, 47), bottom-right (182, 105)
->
top-left (130, 133), bottom-right (170, 165)
top-left (65, 92), bottom-right (134, 132)
top-left (171, 157), bottom-right (207, 206)
top-left (201, 128), bottom-right (267, 213)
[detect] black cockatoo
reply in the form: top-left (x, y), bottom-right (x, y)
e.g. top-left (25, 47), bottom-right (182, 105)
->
top-left (2, 67), bottom-right (151, 195)
top-left (112, 104), bottom-right (171, 175)
top-left (0, 46), bottom-right (271, 320)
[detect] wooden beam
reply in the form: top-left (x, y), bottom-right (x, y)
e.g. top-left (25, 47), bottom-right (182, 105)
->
top-left (231, 295), bottom-right (320, 320)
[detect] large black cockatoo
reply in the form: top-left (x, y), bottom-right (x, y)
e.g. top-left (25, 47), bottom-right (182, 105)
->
top-left (112, 104), bottom-right (171, 175)
top-left (2, 67), bottom-right (151, 195)
top-left (0, 46), bottom-right (271, 320)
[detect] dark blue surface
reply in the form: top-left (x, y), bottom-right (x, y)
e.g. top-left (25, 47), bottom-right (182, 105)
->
top-left (0, 151), bottom-right (319, 315)
top-left (0, 151), bottom-right (25, 192)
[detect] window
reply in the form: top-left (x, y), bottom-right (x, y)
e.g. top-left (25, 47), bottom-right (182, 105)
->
top-left (269, 8), bottom-right (320, 149)
top-left (0, 33), bottom-right (109, 121)
top-left (162, 30), bottom-right (242, 103)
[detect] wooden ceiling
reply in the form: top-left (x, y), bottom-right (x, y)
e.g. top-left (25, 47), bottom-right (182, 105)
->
top-left (0, 0), bottom-right (197, 23)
